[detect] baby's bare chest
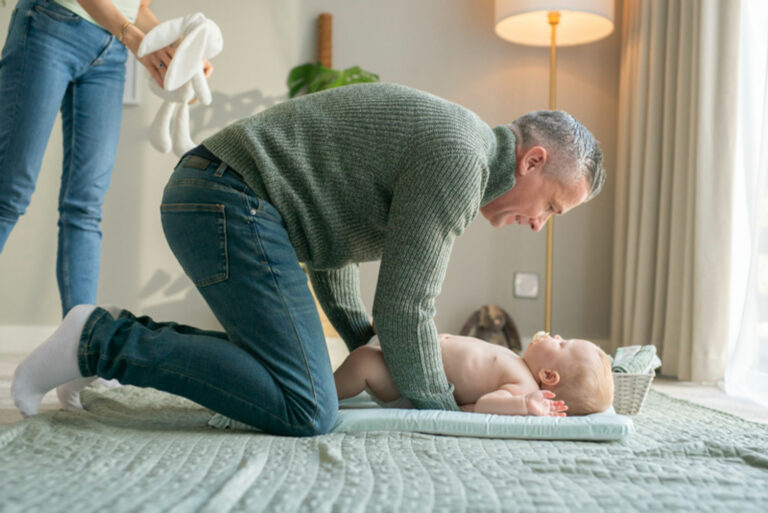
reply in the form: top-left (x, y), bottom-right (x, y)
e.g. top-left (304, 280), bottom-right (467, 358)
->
top-left (441, 342), bottom-right (533, 404)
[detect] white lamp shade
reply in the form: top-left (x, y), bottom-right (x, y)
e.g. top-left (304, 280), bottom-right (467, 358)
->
top-left (495, 0), bottom-right (614, 47)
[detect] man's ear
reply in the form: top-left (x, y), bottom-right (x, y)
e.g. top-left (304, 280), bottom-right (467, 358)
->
top-left (538, 368), bottom-right (560, 387)
top-left (519, 146), bottom-right (547, 176)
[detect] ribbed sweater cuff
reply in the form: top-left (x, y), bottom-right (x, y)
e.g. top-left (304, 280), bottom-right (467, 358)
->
top-left (328, 311), bottom-right (375, 351)
top-left (307, 265), bottom-right (373, 351)
top-left (409, 389), bottom-right (460, 411)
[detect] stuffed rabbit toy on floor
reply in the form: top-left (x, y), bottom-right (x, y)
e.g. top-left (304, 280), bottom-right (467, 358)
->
top-left (138, 13), bottom-right (223, 156)
top-left (460, 304), bottom-right (522, 354)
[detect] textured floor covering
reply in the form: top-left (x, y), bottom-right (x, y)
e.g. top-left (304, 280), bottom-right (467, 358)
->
top-left (0, 386), bottom-right (766, 512)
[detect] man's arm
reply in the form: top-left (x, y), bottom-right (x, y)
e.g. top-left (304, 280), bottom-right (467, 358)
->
top-left (373, 155), bottom-right (485, 411)
top-left (305, 263), bottom-right (375, 352)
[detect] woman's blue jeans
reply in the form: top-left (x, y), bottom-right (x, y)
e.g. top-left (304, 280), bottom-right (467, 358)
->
top-left (78, 151), bottom-right (339, 436)
top-left (0, 0), bottom-right (126, 314)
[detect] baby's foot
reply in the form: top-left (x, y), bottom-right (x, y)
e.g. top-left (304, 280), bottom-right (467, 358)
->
top-left (12, 304), bottom-right (96, 417)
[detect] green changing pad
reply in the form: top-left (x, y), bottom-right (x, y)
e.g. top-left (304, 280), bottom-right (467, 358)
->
top-left (209, 392), bottom-right (634, 441)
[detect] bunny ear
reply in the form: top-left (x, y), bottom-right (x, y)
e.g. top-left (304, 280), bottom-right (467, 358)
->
top-left (163, 23), bottom-right (207, 91)
top-left (200, 19), bottom-right (224, 58)
top-left (138, 17), bottom-right (185, 57)
top-left (164, 20), bottom-right (223, 91)
top-left (181, 12), bottom-right (206, 33)
top-left (138, 13), bottom-right (207, 57)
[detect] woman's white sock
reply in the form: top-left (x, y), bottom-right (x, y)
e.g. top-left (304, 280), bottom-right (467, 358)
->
top-left (11, 304), bottom-right (97, 417)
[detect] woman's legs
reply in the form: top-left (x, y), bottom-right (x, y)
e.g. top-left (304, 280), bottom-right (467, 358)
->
top-left (0, 0), bottom-right (75, 250)
top-left (57, 35), bottom-right (126, 314)
top-left (0, 0), bottom-right (126, 313)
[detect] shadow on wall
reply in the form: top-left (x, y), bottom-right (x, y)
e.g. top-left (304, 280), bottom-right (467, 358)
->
top-left (136, 268), bottom-right (217, 324)
top-left (188, 88), bottom-right (285, 140)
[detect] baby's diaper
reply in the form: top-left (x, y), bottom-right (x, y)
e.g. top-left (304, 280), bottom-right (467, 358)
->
top-left (365, 387), bottom-right (414, 409)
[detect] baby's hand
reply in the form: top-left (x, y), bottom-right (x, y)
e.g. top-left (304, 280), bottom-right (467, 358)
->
top-left (525, 390), bottom-right (567, 417)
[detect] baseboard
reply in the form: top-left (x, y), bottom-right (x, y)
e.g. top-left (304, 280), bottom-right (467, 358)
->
top-left (0, 325), bottom-right (57, 354)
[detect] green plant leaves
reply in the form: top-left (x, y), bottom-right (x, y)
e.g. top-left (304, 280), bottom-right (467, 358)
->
top-left (287, 63), bottom-right (380, 98)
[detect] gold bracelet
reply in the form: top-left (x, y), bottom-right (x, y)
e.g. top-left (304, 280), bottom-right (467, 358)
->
top-left (118, 21), bottom-right (132, 43)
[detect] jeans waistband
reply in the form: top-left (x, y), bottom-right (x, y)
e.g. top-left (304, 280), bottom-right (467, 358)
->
top-left (180, 145), bottom-right (246, 184)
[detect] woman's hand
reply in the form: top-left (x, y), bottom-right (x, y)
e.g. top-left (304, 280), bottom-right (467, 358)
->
top-left (525, 390), bottom-right (567, 417)
top-left (121, 24), bottom-right (173, 88)
top-left (138, 45), bottom-right (175, 88)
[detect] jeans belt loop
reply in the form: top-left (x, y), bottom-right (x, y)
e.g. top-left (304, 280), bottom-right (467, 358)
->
top-left (214, 160), bottom-right (228, 177)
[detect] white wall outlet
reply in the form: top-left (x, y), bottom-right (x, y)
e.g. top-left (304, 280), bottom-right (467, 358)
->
top-left (514, 272), bottom-right (539, 299)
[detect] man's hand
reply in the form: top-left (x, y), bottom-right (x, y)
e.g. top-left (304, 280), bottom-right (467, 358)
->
top-left (525, 390), bottom-right (567, 417)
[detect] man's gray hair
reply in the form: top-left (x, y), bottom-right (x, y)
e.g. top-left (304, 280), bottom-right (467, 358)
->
top-left (510, 110), bottom-right (605, 200)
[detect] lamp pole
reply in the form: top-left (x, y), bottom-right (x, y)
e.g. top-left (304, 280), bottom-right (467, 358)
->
top-left (545, 11), bottom-right (560, 334)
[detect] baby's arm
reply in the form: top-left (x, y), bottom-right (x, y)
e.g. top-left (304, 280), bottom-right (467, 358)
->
top-left (333, 345), bottom-right (401, 402)
top-left (465, 385), bottom-right (567, 417)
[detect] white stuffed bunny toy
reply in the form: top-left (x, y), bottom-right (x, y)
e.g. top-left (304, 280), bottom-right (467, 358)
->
top-left (138, 13), bottom-right (223, 156)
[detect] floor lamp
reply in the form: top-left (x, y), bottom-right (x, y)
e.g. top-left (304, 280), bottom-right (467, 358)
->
top-left (494, 0), bottom-right (614, 333)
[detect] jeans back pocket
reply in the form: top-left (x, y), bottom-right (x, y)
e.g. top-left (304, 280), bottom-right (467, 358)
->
top-left (161, 203), bottom-right (229, 287)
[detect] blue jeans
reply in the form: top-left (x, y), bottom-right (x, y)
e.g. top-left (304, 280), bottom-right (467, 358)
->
top-left (0, 0), bottom-right (126, 315)
top-left (78, 149), bottom-right (339, 436)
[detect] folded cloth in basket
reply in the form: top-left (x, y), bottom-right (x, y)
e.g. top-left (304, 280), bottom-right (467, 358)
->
top-left (612, 345), bottom-right (661, 374)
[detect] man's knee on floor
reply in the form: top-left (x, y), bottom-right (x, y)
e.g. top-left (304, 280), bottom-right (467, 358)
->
top-left (286, 393), bottom-right (338, 437)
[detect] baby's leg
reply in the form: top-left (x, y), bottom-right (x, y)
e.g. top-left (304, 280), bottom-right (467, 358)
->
top-left (334, 345), bottom-right (401, 402)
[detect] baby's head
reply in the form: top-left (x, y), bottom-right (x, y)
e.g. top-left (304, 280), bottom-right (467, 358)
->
top-left (522, 331), bottom-right (613, 415)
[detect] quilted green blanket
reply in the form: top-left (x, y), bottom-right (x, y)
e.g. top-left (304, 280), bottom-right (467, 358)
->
top-left (0, 388), bottom-right (766, 512)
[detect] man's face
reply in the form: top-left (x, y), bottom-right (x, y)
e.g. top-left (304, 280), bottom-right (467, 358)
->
top-left (479, 147), bottom-right (590, 232)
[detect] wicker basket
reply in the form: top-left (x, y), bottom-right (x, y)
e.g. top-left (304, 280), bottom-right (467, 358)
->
top-left (612, 372), bottom-right (654, 415)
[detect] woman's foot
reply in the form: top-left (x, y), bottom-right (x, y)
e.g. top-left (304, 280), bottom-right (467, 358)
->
top-left (12, 304), bottom-right (96, 417)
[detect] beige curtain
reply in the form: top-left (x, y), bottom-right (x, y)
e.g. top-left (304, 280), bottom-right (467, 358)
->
top-left (610, 0), bottom-right (741, 381)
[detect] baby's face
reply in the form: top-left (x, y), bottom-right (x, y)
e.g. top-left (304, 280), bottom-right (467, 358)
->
top-left (523, 332), bottom-right (599, 372)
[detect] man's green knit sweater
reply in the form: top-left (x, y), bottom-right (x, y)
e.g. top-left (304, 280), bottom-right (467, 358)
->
top-left (204, 83), bottom-right (517, 411)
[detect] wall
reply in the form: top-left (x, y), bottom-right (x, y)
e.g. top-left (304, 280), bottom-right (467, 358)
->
top-left (0, 0), bottom-right (620, 342)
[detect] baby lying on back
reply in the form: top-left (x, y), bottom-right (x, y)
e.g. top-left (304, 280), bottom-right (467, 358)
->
top-left (334, 331), bottom-right (614, 416)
